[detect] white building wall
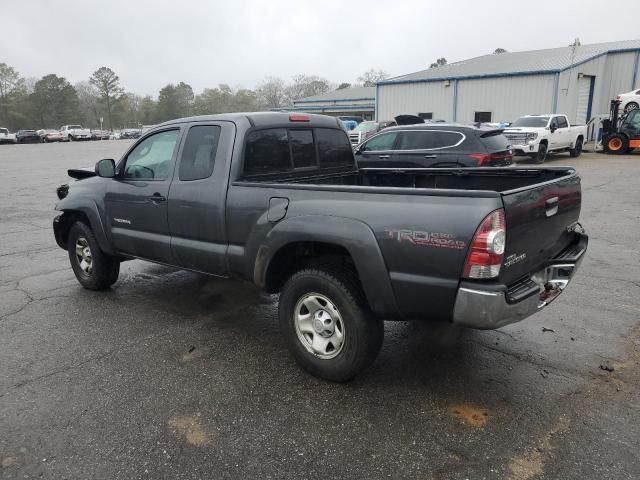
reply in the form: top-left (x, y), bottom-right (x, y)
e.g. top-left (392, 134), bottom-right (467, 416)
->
top-left (455, 75), bottom-right (556, 123)
top-left (376, 82), bottom-right (453, 120)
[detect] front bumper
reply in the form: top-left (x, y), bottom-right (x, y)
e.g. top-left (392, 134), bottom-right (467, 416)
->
top-left (511, 143), bottom-right (539, 155)
top-left (452, 232), bottom-right (587, 329)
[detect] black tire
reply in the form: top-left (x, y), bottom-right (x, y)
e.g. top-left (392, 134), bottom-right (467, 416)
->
top-left (623, 102), bottom-right (639, 114)
top-left (68, 135), bottom-right (73, 142)
top-left (604, 133), bottom-right (629, 155)
top-left (279, 266), bottom-right (384, 382)
top-left (67, 221), bottom-right (120, 290)
top-left (531, 142), bottom-right (547, 163)
top-left (569, 138), bottom-right (583, 158)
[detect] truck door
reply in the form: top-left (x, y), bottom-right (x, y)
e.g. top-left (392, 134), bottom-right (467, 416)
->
top-left (167, 121), bottom-right (234, 275)
top-left (556, 115), bottom-right (570, 148)
top-left (104, 127), bottom-right (181, 263)
top-left (549, 116), bottom-right (561, 150)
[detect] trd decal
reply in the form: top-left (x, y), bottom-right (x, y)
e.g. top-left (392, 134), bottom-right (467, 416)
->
top-left (385, 228), bottom-right (466, 250)
top-left (113, 218), bottom-right (132, 225)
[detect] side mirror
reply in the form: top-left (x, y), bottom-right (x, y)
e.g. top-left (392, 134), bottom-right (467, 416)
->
top-left (95, 158), bottom-right (116, 178)
top-left (550, 125), bottom-right (557, 133)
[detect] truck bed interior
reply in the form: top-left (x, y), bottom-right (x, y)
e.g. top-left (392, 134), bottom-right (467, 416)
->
top-left (252, 168), bottom-right (575, 194)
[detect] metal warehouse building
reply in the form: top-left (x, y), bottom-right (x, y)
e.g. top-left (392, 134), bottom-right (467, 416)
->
top-left (290, 86), bottom-right (375, 120)
top-left (376, 39), bottom-right (640, 125)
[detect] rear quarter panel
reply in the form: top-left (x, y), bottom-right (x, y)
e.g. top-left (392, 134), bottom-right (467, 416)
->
top-left (226, 183), bottom-right (502, 321)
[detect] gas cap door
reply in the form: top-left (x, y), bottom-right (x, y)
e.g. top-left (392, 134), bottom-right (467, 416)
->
top-left (268, 197), bottom-right (289, 222)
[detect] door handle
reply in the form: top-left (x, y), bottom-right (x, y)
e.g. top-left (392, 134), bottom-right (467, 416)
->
top-left (423, 155), bottom-right (437, 159)
top-left (378, 155), bottom-right (390, 159)
top-left (545, 196), bottom-right (559, 217)
top-left (149, 193), bottom-right (166, 203)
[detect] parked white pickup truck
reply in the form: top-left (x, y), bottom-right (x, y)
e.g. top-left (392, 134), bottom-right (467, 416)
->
top-left (0, 127), bottom-right (17, 144)
top-left (60, 124), bottom-right (92, 142)
top-left (503, 114), bottom-right (587, 163)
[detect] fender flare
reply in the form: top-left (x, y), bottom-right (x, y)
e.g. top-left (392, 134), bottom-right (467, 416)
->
top-left (255, 215), bottom-right (400, 318)
top-left (55, 198), bottom-right (114, 255)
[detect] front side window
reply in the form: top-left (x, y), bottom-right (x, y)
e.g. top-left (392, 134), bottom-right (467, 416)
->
top-left (123, 130), bottom-right (179, 180)
top-left (550, 117), bottom-right (559, 129)
top-left (289, 129), bottom-right (316, 168)
top-left (178, 125), bottom-right (221, 181)
top-left (244, 128), bottom-right (291, 175)
top-left (361, 132), bottom-right (398, 152)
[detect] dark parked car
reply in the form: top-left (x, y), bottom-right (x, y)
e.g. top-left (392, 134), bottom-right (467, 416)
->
top-left (91, 130), bottom-right (110, 140)
top-left (354, 123), bottom-right (513, 169)
top-left (120, 128), bottom-right (142, 139)
top-left (53, 112), bottom-right (586, 381)
top-left (16, 130), bottom-right (41, 144)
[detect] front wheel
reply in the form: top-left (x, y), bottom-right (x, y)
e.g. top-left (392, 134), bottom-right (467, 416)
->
top-left (569, 138), bottom-right (583, 158)
top-left (531, 143), bottom-right (547, 163)
top-left (279, 267), bottom-right (383, 382)
top-left (67, 221), bottom-right (120, 290)
top-left (605, 134), bottom-right (629, 155)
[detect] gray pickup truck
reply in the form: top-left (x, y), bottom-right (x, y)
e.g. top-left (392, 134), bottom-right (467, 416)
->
top-left (53, 112), bottom-right (587, 381)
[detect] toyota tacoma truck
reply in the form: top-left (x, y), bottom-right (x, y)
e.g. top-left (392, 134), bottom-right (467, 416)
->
top-left (503, 114), bottom-right (587, 163)
top-left (53, 112), bottom-right (588, 381)
top-left (60, 124), bottom-right (92, 141)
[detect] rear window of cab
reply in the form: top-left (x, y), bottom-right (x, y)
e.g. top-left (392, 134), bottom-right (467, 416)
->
top-left (244, 127), bottom-right (353, 176)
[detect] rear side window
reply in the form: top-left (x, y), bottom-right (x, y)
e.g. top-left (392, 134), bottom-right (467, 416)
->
top-left (432, 131), bottom-right (464, 148)
top-left (397, 131), bottom-right (435, 150)
top-left (479, 132), bottom-right (510, 151)
top-left (244, 129), bottom-right (291, 175)
top-left (179, 125), bottom-right (221, 181)
top-left (557, 116), bottom-right (568, 128)
top-left (316, 128), bottom-right (354, 167)
top-left (289, 129), bottom-right (316, 168)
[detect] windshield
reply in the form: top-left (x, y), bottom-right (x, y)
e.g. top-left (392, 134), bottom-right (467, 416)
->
top-left (354, 122), bottom-right (378, 133)
top-left (0, 128), bottom-right (8, 135)
top-left (511, 117), bottom-right (549, 128)
top-left (69, 125), bottom-right (82, 129)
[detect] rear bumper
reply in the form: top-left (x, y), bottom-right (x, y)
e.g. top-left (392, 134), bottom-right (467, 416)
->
top-left (452, 232), bottom-right (587, 329)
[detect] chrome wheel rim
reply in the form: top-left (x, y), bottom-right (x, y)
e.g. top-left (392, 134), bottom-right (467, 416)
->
top-left (75, 237), bottom-right (92, 274)
top-left (294, 293), bottom-right (345, 359)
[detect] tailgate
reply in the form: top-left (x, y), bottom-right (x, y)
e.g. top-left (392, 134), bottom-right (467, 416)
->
top-left (500, 171), bottom-right (582, 284)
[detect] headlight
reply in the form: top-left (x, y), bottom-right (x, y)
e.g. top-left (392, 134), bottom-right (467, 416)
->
top-left (527, 133), bottom-right (538, 142)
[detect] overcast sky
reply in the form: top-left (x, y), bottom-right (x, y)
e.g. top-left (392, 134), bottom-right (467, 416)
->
top-left (1, 0), bottom-right (636, 97)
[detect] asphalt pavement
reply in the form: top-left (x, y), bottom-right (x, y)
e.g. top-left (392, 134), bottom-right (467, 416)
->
top-left (1, 141), bottom-right (639, 479)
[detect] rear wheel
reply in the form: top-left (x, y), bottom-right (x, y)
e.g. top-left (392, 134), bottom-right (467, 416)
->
top-left (569, 138), bottom-right (583, 158)
top-left (531, 143), bottom-right (547, 163)
top-left (279, 266), bottom-right (383, 382)
top-left (605, 134), bottom-right (629, 155)
top-left (67, 221), bottom-right (120, 290)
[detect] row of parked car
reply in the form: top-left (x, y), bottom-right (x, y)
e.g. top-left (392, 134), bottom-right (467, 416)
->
top-left (336, 111), bottom-right (588, 168)
top-left (0, 125), bottom-right (143, 144)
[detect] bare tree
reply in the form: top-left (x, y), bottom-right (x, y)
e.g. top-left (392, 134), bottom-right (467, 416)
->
top-left (75, 81), bottom-right (102, 128)
top-left (256, 76), bottom-right (287, 109)
top-left (357, 69), bottom-right (389, 87)
top-left (285, 74), bottom-right (332, 103)
top-left (89, 67), bottom-right (124, 130)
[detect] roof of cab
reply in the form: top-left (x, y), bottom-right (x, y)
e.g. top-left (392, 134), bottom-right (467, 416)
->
top-left (157, 112), bottom-right (342, 129)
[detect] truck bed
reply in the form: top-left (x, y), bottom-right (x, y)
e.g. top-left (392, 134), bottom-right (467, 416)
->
top-left (244, 167), bottom-right (576, 196)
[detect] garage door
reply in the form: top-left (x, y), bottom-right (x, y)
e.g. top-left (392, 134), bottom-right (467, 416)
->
top-left (575, 76), bottom-right (593, 124)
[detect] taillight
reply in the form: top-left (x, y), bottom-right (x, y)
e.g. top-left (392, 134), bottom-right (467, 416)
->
top-left (469, 152), bottom-right (512, 166)
top-left (463, 209), bottom-right (506, 279)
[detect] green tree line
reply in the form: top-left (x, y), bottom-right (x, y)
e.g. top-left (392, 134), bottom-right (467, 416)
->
top-left (0, 63), bottom-right (389, 131)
